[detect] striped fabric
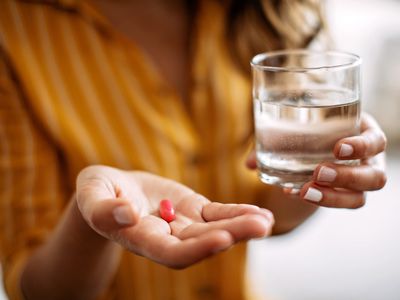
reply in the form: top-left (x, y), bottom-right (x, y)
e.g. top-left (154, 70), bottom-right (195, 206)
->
top-left (0, 0), bottom-right (269, 299)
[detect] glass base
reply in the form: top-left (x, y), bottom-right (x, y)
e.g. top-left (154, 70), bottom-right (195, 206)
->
top-left (258, 167), bottom-right (313, 189)
top-left (258, 159), bottom-right (360, 189)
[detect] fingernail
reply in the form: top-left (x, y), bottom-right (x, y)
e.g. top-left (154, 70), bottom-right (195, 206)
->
top-left (260, 208), bottom-right (274, 221)
top-left (212, 244), bottom-right (230, 254)
top-left (113, 206), bottom-right (133, 225)
top-left (317, 166), bottom-right (337, 182)
top-left (283, 183), bottom-right (300, 195)
top-left (303, 187), bottom-right (323, 202)
top-left (339, 143), bottom-right (354, 157)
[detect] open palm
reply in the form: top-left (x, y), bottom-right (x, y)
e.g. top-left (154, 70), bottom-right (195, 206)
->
top-left (76, 166), bottom-right (274, 268)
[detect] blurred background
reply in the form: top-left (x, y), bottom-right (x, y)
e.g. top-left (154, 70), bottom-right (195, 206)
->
top-left (247, 0), bottom-right (400, 300)
top-left (1, 0), bottom-right (399, 299)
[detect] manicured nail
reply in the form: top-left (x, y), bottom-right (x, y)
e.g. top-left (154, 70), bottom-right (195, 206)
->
top-left (113, 206), bottom-right (133, 225)
top-left (339, 143), bottom-right (353, 157)
top-left (283, 183), bottom-right (300, 195)
top-left (317, 166), bottom-right (337, 182)
top-left (303, 187), bottom-right (323, 202)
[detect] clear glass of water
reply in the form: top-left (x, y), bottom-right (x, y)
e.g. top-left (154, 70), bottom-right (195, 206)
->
top-left (251, 50), bottom-right (361, 188)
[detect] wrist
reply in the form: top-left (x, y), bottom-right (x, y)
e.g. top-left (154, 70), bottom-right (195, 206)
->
top-left (21, 195), bottom-right (121, 299)
top-left (70, 195), bottom-right (112, 246)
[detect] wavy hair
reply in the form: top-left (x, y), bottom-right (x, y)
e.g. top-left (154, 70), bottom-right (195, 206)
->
top-left (226, 0), bottom-right (327, 72)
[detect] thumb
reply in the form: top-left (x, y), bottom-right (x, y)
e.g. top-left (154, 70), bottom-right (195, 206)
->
top-left (89, 198), bottom-right (139, 234)
top-left (76, 166), bottom-right (140, 235)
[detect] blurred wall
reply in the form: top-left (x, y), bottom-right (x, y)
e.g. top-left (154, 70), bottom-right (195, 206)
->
top-left (247, 2), bottom-right (400, 300)
top-left (326, 0), bottom-right (400, 143)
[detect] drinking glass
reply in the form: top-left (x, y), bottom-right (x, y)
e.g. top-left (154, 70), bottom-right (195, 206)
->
top-left (251, 50), bottom-right (361, 188)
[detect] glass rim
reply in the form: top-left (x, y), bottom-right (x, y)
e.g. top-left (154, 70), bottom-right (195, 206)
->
top-left (250, 49), bottom-right (362, 72)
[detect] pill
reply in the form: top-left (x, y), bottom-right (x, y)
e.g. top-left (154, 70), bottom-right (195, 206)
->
top-left (159, 199), bottom-right (176, 223)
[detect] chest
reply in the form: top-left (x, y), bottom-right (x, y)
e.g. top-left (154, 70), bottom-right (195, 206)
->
top-left (91, 0), bottom-right (192, 103)
top-left (3, 3), bottom-right (254, 184)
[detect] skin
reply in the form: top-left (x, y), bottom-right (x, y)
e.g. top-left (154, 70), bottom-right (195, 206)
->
top-left (20, 1), bottom-right (387, 299)
top-left (246, 113), bottom-right (387, 208)
top-left (22, 168), bottom-right (275, 300)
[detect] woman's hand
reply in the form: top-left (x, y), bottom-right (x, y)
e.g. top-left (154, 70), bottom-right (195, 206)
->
top-left (246, 113), bottom-right (387, 209)
top-left (299, 113), bottom-right (387, 208)
top-left (76, 166), bottom-right (274, 269)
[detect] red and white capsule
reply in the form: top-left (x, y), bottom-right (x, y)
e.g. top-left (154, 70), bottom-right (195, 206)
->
top-left (159, 199), bottom-right (176, 223)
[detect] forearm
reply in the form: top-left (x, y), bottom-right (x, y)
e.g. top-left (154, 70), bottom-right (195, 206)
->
top-left (21, 196), bottom-right (122, 300)
top-left (256, 186), bottom-right (318, 235)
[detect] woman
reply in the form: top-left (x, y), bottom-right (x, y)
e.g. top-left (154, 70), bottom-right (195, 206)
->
top-left (0, 0), bottom-right (387, 299)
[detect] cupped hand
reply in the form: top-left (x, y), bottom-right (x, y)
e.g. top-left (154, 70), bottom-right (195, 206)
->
top-left (299, 113), bottom-right (387, 208)
top-left (76, 166), bottom-right (274, 269)
top-left (246, 113), bottom-right (387, 208)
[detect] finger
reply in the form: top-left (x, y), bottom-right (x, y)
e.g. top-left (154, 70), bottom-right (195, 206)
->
top-left (90, 199), bottom-right (139, 234)
top-left (76, 197), bottom-right (140, 241)
top-left (124, 216), bottom-right (234, 269)
top-left (173, 193), bottom-right (210, 222)
top-left (282, 187), bottom-right (300, 195)
top-left (76, 166), bottom-right (117, 217)
top-left (314, 163), bottom-right (387, 191)
top-left (202, 202), bottom-right (274, 222)
top-left (246, 151), bottom-right (257, 169)
top-left (160, 230), bottom-right (234, 269)
top-left (334, 115), bottom-right (387, 160)
top-left (365, 151), bottom-right (386, 171)
top-left (300, 183), bottom-right (366, 209)
top-left (177, 214), bottom-right (273, 241)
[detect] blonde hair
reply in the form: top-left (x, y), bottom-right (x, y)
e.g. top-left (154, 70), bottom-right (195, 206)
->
top-left (226, 0), bottom-right (327, 72)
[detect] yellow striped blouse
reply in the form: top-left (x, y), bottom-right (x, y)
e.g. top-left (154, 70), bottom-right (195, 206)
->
top-left (0, 0), bottom-right (269, 299)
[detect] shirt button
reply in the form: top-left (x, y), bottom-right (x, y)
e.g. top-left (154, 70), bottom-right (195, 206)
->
top-left (196, 284), bottom-right (217, 299)
top-left (187, 153), bottom-right (206, 165)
